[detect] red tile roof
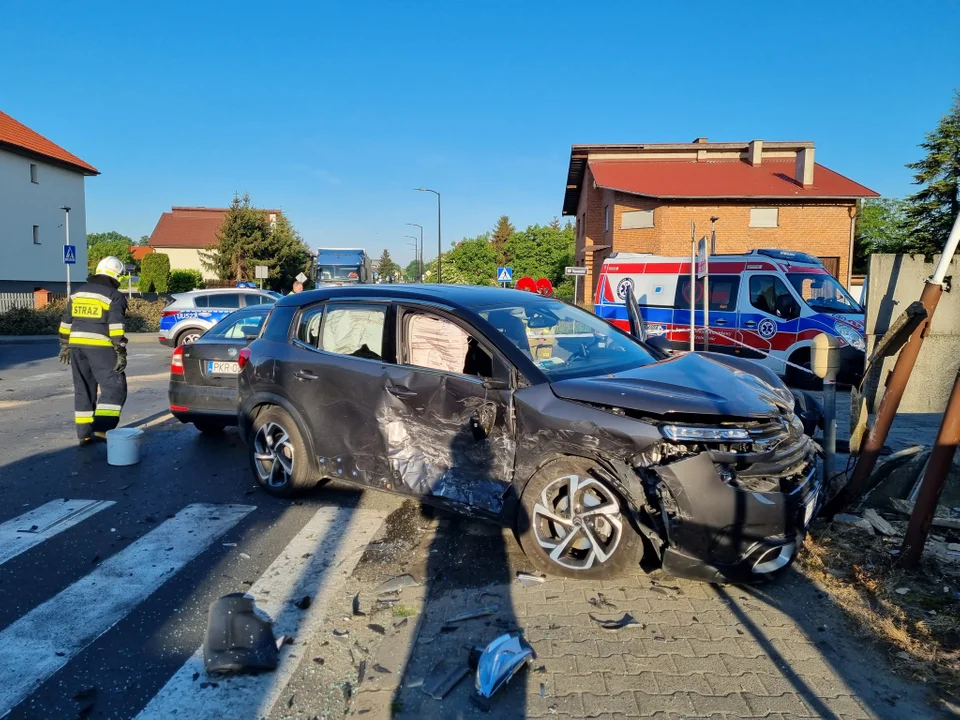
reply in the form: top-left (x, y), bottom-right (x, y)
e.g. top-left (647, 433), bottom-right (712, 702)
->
top-left (148, 207), bottom-right (283, 249)
top-left (589, 159), bottom-right (878, 200)
top-left (130, 246), bottom-right (155, 261)
top-left (0, 109), bottom-right (98, 175)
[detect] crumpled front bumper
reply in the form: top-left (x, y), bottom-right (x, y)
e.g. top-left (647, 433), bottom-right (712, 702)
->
top-left (650, 448), bottom-right (822, 583)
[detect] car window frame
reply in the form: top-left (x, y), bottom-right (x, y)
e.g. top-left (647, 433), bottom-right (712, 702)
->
top-left (675, 274), bottom-right (741, 313)
top-left (393, 303), bottom-right (513, 386)
top-left (748, 274), bottom-right (800, 319)
top-left (290, 300), bottom-right (390, 364)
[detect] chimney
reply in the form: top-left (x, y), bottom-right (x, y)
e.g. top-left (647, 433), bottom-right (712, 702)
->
top-left (747, 140), bottom-right (763, 166)
top-left (694, 137), bottom-right (709, 162)
top-left (796, 147), bottom-right (815, 186)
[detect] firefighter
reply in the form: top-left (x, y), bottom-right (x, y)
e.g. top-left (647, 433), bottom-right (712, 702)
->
top-left (58, 256), bottom-right (129, 444)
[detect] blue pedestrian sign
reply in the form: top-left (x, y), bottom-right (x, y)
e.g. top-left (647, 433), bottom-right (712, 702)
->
top-left (496, 267), bottom-right (513, 283)
top-left (63, 245), bottom-right (77, 265)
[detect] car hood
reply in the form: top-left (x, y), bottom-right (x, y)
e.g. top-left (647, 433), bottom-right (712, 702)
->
top-left (549, 352), bottom-right (794, 421)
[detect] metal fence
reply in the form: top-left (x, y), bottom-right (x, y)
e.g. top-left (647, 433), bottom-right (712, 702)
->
top-left (0, 293), bottom-right (35, 312)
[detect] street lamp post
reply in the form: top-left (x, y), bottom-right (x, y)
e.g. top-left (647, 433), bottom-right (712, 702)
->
top-left (59, 206), bottom-right (71, 295)
top-left (406, 222), bottom-right (423, 282)
top-left (404, 235), bottom-right (421, 282)
top-left (414, 189), bottom-right (441, 283)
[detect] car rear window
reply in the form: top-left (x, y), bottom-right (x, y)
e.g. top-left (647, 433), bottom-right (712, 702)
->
top-left (207, 312), bottom-right (268, 339)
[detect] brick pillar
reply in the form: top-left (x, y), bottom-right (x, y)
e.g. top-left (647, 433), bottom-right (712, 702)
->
top-left (34, 288), bottom-right (51, 309)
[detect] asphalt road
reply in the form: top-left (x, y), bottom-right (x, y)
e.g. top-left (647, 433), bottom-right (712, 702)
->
top-left (0, 335), bottom-right (404, 719)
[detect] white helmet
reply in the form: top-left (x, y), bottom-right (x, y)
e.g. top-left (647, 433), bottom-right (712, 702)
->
top-left (95, 256), bottom-right (124, 280)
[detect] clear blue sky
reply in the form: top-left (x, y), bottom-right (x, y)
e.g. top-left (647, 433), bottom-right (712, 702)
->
top-left (2, 1), bottom-right (957, 265)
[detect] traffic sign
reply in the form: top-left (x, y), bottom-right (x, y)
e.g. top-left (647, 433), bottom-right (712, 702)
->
top-left (63, 245), bottom-right (77, 265)
top-left (295, 272), bottom-right (307, 284)
top-left (564, 266), bottom-right (587, 276)
top-left (496, 267), bottom-right (513, 283)
top-left (255, 265), bottom-right (269, 279)
top-left (696, 237), bottom-right (708, 279)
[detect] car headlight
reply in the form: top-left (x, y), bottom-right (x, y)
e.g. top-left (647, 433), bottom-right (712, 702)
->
top-left (835, 322), bottom-right (865, 352)
top-left (661, 425), bottom-right (751, 441)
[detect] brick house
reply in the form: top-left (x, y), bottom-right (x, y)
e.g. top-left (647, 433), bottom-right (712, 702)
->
top-left (148, 206), bottom-right (281, 280)
top-left (562, 139), bottom-right (878, 303)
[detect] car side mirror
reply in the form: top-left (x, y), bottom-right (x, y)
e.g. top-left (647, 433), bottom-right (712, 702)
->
top-left (482, 377), bottom-right (509, 391)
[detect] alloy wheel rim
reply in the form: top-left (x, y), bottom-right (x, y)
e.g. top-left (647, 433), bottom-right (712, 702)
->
top-left (532, 473), bottom-right (623, 571)
top-left (253, 421), bottom-right (295, 487)
top-left (182, 333), bottom-right (201, 344)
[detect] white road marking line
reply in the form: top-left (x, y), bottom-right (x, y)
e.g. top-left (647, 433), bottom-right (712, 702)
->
top-left (0, 503), bottom-right (255, 718)
top-left (19, 371), bottom-right (66, 383)
top-left (0, 499), bottom-right (116, 567)
top-left (137, 505), bottom-right (387, 720)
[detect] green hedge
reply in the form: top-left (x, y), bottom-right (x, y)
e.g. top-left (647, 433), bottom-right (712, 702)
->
top-left (140, 254), bottom-right (171, 293)
top-left (168, 269), bottom-right (204, 293)
top-left (0, 298), bottom-right (168, 335)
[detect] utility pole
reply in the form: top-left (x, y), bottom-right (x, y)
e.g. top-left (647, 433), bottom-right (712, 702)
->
top-left (406, 222), bottom-right (424, 282)
top-left (60, 206), bottom-right (71, 296)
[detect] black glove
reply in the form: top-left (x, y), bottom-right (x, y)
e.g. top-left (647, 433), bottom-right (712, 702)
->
top-left (59, 344), bottom-right (71, 365)
top-left (113, 345), bottom-right (128, 374)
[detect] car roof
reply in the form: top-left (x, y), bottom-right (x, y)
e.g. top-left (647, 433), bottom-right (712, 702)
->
top-left (275, 284), bottom-right (553, 311)
top-left (181, 288), bottom-right (270, 295)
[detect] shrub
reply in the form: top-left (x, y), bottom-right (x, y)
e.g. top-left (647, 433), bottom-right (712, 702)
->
top-left (0, 298), bottom-right (167, 335)
top-left (168, 269), bottom-right (204, 293)
top-left (140, 254), bottom-right (171, 293)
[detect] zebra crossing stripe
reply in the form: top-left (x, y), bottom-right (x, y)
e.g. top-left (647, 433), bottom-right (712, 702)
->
top-left (0, 503), bottom-right (255, 717)
top-left (0, 499), bottom-right (116, 567)
top-left (137, 505), bottom-right (387, 720)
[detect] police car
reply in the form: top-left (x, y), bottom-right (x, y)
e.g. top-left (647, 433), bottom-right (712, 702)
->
top-left (159, 286), bottom-right (281, 347)
top-left (594, 249), bottom-right (866, 385)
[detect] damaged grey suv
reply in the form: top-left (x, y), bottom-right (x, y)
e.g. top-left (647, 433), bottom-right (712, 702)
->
top-left (238, 285), bottom-right (822, 583)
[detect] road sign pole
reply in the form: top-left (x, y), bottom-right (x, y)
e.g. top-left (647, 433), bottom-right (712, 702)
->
top-left (64, 209), bottom-right (71, 296)
top-left (703, 244), bottom-right (710, 353)
top-left (689, 235), bottom-right (695, 352)
top-left (574, 274), bottom-right (579, 306)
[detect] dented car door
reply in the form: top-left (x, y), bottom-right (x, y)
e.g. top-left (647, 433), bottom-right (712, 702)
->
top-left (378, 305), bottom-right (516, 516)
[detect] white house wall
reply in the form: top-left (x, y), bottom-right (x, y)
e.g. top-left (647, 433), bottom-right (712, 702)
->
top-left (0, 150), bottom-right (88, 290)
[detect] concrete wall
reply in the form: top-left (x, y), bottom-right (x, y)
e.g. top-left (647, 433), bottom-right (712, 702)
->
top-left (864, 253), bottom-right (960, 414)
top-left (151, 247), bottom-right (217, 280)
top-left (0, 150), bottom-right (88, 288)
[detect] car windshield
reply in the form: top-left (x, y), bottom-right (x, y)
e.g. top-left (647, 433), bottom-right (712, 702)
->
top-left (206, 311), bottom-right (268, 339)
top-left (479, 299), bottom-right (656, 381)
top-left (787, 273), bottom-right (862, 314)
top-left (318, 265), bottom-right (360, 281)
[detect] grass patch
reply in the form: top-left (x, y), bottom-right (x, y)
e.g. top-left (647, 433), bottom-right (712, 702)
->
top-left (798, 519), bottom-right (960, 698)
top-left (392, 604), bottom-right (417, 618)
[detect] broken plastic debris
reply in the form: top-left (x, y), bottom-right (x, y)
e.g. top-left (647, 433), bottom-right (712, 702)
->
top-left (515, 572), bottom-right (545, 587)
top-left (376, 598), bottom-right (399, 609)
top-left (445, 605), bottom-right (499, 624)
top-left (203, 593), bottom-right (279, 674)
top-left (367, 623), bottom-right (386, 635)
top-left (895, 587), bottom-right (910, 595)
top-left (357, 660), bottom-right (367, 683)
top-left (422, 658), bottom-right (470, 700)
top-left (294, 595), bottom-right (311, 610)
top-left (352, 593), bottom-right (366, 616)
top-left (222, 542), bottom-right (237, 548)
top-left (374, 573), bottom-right (419, 595)
top-left (475, 633), bottom-right (534, 699)
top-left (588, 593), bottom-right (616, 609)
top-left (373, 663), bottom-right (392, 674)
top-left (588, 613), bottom-right (643, 632)
top-left (332, 628), bottom-right (350, 640)
top-left (393, 617), bottom-right (409, 629)
top-left (239, 552), bottom-right (251, 560)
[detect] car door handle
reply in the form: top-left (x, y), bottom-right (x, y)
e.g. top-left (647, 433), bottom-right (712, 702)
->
top-left (295, 370), bottom-right (318, 381)
top-left (744, 320), bottom-right (757, 328)
top-left (714, 318), bottom-right (728, 326)
top-left (387, 386), bottom-right (418, 399)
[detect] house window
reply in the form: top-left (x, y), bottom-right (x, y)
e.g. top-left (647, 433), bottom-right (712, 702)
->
top-left (604, 205), bottom-right (610, 233)
top-left (750, 208), bottom-right (779, 228)
top-left (33, 225), bottom-right (40, 244)
top-left (30, 164), bottom-right (38, 184)
top-left (621, 209), bottom-right (655, 229)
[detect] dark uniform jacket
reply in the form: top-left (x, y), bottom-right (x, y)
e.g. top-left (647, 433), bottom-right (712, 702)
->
top-left (59, 275), bottom-right (128, 348)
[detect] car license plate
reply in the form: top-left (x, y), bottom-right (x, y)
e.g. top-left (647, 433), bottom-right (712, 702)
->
top-left (207, 361), bottom-right (239, 375)
top-left (803, 490), bottom-right (819, 527)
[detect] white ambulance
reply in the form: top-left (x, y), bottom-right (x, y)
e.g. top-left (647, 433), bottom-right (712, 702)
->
top-left (594, 248), bottom-right (866, 384)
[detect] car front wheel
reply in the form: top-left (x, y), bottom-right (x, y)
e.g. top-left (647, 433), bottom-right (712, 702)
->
top-left (248, 406), bottom-right (320, 497)
top-left (517, 458), bottom-right (641, 579)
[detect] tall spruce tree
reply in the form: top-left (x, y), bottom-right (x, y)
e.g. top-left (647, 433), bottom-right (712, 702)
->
top-left (491, 215), bottom-right (515, 265)
top-left (377, 249), bottom-right (401, 282)
top-left (905, 92), bottom-right (960, 255)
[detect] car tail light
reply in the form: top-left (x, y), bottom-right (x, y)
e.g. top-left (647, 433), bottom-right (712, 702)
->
top-left (238, 347), bottom-right (251, 370)
top-left (171, 346), bottom-right (184, 375)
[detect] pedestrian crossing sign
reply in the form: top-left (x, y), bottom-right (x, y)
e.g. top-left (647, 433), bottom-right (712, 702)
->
top-left (497, 267), bottom-right (513, 283)
top-left (63, 245), bottom-right (77, 265)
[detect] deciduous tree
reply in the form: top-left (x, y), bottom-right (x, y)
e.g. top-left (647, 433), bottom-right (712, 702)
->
top-left (853, 198), bottom-right (910, 271)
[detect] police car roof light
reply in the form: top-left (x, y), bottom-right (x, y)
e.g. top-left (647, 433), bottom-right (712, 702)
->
top-left (752, 249), bottom-right (822, 265)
